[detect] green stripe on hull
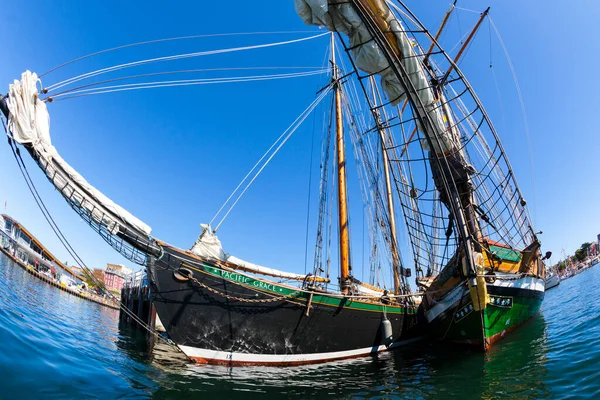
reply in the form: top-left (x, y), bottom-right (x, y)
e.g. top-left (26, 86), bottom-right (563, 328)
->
top-left (435, 293), bottom-right (543, 345)
top-left (484, 295), bottom-right (543, 340)
top-left (199, 264), bottom-right (417, 315)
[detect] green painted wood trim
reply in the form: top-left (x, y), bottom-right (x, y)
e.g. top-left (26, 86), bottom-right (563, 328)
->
top-left (201, 264), bottom-right (417, 315)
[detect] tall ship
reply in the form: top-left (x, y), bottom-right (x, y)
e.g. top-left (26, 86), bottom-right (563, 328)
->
top-left (0, 0), bottom-right (546, 363)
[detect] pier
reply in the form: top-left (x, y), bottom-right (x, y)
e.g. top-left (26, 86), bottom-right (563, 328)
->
top-left (120, 270), bottom-right (164, 333)
top-left (0, 215), bottom-right (119, 310)
top-left (0, 246), bottom-right (119, 310)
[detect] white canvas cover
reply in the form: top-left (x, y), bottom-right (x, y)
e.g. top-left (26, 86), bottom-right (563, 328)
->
top-left (6, 71), bottom-right (152, 236)
top-left (225, 255), bottom-right (314, 281)
top-left (190, 224), bottom-right (317, 281)
top-left (294, 0), bottom-right (457, 154)
top-left (190, 224), bottom-right (227, 260)
top-left (355, 283), bottom-right (384, 296)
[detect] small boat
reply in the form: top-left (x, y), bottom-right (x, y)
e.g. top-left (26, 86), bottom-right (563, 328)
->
top-left (0, 0), bottom-right (548, 362)
top-left (545, 273), bottom-right (560, 290)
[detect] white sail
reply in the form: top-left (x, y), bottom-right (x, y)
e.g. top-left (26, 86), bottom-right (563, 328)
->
top-left (190, 225), bottom-right (322, 281)
top-left (6, 71), bottom-right (152, 236)
top-left (295, 0), bottom-right (457, 154)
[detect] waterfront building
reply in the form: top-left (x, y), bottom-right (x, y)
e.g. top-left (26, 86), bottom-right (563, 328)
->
top-left (92, 264), bottom-right (132, 292)
top-left (0, 214), bottom-right (82, 283)
top-left (93, 268), bottom-right (106, 283)
top-left (105, 267), bottom-right (125, 292)
top-left (126, 269), bottom-right (148, 288)
top-left (70, 266), bottom-right (84, 277)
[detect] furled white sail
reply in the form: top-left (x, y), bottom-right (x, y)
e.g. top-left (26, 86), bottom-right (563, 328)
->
top-left (191, 225), bottom-right (322, 281)
top-left (6, 71), bottom-right (152, 236)
top-left (190, 224), bottom-right (227, 260)
top-left (294, 0), bottom-right (457, 154)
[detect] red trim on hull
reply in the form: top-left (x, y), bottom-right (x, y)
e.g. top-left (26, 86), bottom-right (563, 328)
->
top-left (484, 314), bottom-right (537, 350)
top-left (448, 313), bottom-right (539, 351)
top-left (188, 351), bottom-right (380, 367)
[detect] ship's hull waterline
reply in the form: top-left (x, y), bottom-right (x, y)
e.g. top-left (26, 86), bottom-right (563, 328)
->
top-left (148, 246), bottom-right (419, 366)
top-left (423, 276), bottom-right (545, 350)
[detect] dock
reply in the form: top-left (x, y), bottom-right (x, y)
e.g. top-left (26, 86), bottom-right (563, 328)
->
top-left (120, 269), bottom-right (165, 332)
top-left (0, 246), bottom-right (119, 310)
top-left (0, 214), bottom-right (119, 310)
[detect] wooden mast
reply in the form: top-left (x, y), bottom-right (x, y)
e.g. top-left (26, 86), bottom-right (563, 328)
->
top-left (437, 7), bottom-right (491, 242)
top-left (369, 78), bottom-right (402, 295)
top-left (331, 34), bottom-right (351, 293)
top-left (423, 0), bottom-right (457, 64)
top-left (441, 7), bottom-right (490, 84)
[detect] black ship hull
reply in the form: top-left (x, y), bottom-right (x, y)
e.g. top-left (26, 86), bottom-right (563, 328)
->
top-left (148, 245), bottom-right (419, 366)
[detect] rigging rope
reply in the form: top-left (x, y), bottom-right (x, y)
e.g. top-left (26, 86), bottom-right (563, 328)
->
top-left (304, 42), bottom-right (332, 276)
top-left (304, 105), bottom-right (318, 275)
top-left (49, 66), bottom-right (326, 97)
top-left (211, 86), bottom-right (332, 232)
top-left (489, 17), bottom-right (537, 226)
top-left (39, 31), bottom-right (322, 78)
top-left (50, 70), bottom-right (330, 101)
top-left (1, 121), bottom-right (174, 346)
top-left (46, 32), bottom-right (329, 92)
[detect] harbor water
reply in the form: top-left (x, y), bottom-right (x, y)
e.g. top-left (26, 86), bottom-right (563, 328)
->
top-left (1, 252), bottom-right (598, 399)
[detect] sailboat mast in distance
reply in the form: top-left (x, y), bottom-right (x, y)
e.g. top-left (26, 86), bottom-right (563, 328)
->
top-left (332, 34), bottom-right (351, 293)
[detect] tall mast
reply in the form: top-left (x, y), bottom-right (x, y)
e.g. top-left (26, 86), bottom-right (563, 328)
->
top-left (369, 78), bottom-right (402, 295)
top-left (441, 7), bottom-right (490, 85)
top-left (331, 34), bottom-right (351, 293)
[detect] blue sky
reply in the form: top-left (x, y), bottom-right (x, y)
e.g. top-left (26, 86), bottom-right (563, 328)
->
top-left (1, 0), bottom-right (598, 278)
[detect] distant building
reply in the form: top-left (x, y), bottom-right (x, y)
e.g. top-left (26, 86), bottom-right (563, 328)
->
top-left (93, 268), bottom-right (106, 283)
top-left (105, 263), bottom-right (126, 292)
top-left (1, 214), bottom-right (83, 283)
top-left (590, 242), bottom-right (599, 257)
top-left (106, 263), bottom-right (132, 277)
top-left (125, 269), bottom-right (147, 289)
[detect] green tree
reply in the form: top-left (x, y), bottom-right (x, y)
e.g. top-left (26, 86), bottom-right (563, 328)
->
top-left (581, 242), bottom-right (592, 252)
top-left (574, 242), bottom-right (593, 262)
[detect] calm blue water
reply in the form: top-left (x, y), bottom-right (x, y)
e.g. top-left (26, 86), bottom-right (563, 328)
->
top-left (1, 253), bottom-right (599, 399)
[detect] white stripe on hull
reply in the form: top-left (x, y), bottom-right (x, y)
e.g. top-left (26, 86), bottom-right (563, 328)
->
top-left (424, 275), bottom-right (545, 323)
top-left (492, 275), bottom-right (545, 292)
top-left (425, 284), bottom-right (466, 323)
top-left (178, 337), bottom-right (421, 366)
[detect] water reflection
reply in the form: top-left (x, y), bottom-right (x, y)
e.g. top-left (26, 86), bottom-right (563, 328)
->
top-left (113, 313), bottom-right (549, 399)
top-left (4, 251), bottom-right (598, 399)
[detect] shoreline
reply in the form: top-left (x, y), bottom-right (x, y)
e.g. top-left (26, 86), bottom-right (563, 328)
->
top-left (0, 247), bottom-right (120, 310)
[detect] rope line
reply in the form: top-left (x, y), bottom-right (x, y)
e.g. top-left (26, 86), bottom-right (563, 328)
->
top-left (1, 121), bottom-right (173, 346)
top-left (211, 86), bottom-right (332, 232)
top-left (46, 32), bottom-right (329, 92)
top-left (39, 31), bottom-right (322, 78)
top-left (489, 16), bottom-right (537, 225)
top-left (48, 66), bottom-right (327, 97)
top-left (50, 70), bottom-right (330, 100)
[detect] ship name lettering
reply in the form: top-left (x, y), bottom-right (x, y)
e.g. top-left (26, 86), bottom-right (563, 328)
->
top-left (252, 280), bottom-right (275, 291)
top-left (221, 271), bottom-right (251, 285)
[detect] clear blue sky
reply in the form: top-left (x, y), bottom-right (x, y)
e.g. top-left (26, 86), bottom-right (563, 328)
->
top-left (1, 0), bottom-right (598, 277)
